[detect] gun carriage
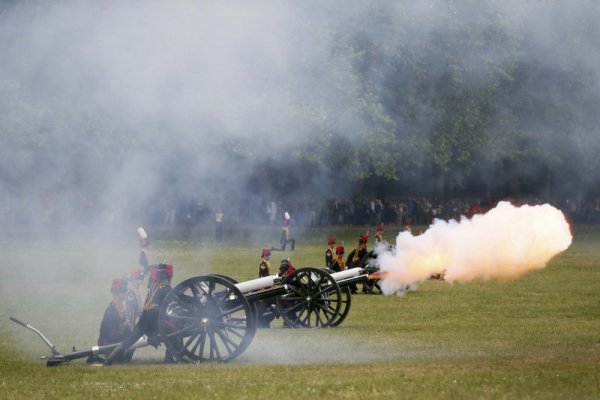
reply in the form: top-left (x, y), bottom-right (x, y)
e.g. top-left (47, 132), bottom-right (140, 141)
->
top-left (11, 265), bottom-right (376, 366)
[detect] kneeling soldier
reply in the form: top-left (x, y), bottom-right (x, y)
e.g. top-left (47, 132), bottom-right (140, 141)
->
top-left (104, 263), bottom-right (173, 365)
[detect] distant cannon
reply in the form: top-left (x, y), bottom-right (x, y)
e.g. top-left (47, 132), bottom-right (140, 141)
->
top-left (11, 266), bottom-right (377, 365)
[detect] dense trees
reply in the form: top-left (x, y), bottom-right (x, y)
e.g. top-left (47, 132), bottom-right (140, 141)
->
top-left (0, 1), bottom-right (599, 212)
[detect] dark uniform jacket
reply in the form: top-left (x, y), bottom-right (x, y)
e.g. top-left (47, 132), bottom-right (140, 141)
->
top-left (136, 280), bottom-right (171, 337)
top-left (98, 299), bottom-right (129, 346)
top-left (325, 247), bottom-right (334, 268)
top-left (259, 259), bottom-right (271, 277)
top-left (346, 245), bottom-right (368, 269)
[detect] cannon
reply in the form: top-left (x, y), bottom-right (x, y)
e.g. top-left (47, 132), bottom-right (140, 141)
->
top-left (11, 265), bottom-right (376, 365)
top-left (157, 265), bottom-right (376, 363)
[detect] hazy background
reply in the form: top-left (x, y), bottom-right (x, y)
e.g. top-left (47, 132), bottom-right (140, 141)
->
top-left (1, 0), bottom-right (599, 233)
top-left (1, 0), bottom-right (598, 360)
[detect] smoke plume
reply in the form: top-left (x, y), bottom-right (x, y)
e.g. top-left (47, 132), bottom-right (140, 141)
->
top-left (376, 201), bottom-right (572, 294)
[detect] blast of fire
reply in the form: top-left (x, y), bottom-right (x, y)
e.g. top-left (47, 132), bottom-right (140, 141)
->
top-left (375, 201), bottom-right (573, 295)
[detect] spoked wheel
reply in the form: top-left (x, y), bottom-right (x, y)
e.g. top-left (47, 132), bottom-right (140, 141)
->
top-left (209, 274), bottom-right (260, 326)
top-left (324, 268), bottom-right (352, 327)
top-left (159, 275), bottom-right (256, 363)
top-left (276, 267), bottom-right (342, 328)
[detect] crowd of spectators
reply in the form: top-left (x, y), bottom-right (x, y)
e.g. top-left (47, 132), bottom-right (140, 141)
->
top-left (3, 193), bottom-right (600, 228)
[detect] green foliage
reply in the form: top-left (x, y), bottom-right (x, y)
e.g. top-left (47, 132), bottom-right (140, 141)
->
top-left (1, 1), bottom-right (599, 199)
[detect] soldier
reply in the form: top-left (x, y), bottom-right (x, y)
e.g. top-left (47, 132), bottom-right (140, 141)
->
top-left (278, 258), bottom-right (296, 278)
top-left (271, 212), bottom-right (295, 252)
top-left (104, 263), bottom-right (174, 365)
top-left (330, 245), bottom-right (346, 272)
top-left (325, 236), bottom-right (335, 268)
top-left (214, 208), bottom-right (224, 242)
top-left (98, 278), bottom-right (130, 347)
top-left (137, 227), bottom-right (150, 278)
top-left (346, 234), bottom-right (368, 269)
top-left (346, 234), bottom-right (369, 293)
top-left (254, 248), bottom-right (276, 328)
top-left (258, 248), bottom-right (272, 277)
top-left (278, 259), bottom-right (297, 327)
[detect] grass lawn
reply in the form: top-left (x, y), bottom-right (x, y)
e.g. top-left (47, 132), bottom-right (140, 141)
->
top-left (1, 223), bottom-right (599, 399)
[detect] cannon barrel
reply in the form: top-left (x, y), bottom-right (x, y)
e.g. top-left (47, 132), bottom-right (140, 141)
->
top-left (234, 275), bottom-right (282, 293)
top-left (243, 285), bottom-right (288, 303)
top-left (329, 268), bottom-right (371, 287)
top-left (329, 268), bottom-right (362, 281)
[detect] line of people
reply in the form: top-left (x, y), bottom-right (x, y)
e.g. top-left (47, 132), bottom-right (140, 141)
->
top-left (324, 223), bottom-right (389, 294)
top-left (259, 222), bottom-right (387, 300)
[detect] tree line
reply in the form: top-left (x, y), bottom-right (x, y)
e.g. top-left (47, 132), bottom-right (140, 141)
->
top-left (0, 1), bottom-right (599, 209)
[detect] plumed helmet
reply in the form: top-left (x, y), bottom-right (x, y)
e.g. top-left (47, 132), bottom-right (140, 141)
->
top-left (111, 278), bottom-right (127, 294)
top-left (377, 223), bottom-right (384, 232)
top-left (151, 263), bottom-right (174, 281)
top-left (335, 245), bottom-right (344, 255)
top-left (138, 227), bottom-right (149, 249)
top-left (359, 234), bottom-right (368, 244)
top-left (328, 236), bottom-right (336, 245)
top-left (137, 227), bottom-right (148, 239)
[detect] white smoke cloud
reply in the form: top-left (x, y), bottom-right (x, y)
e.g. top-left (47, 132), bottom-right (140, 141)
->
top-left (376, 201), bottom-right (572, 294)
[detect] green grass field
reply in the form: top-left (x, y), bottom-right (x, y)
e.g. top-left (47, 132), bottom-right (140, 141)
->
top-left (1, 223), bottom-right (599, 399)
